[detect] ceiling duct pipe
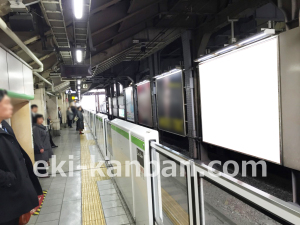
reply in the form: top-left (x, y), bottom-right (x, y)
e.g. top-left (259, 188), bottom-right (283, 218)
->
top-left (0, 18), bottom-right (44, 72)
top-left (33, 72), bottom-right (54, 91)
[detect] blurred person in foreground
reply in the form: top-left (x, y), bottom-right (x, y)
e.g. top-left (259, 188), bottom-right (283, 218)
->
top-left (0, 90), bottom-right (42, 225)
top-left (77, 106), bottom-right (84, 135)
top-left (33, 114), bottom-right (51, 178)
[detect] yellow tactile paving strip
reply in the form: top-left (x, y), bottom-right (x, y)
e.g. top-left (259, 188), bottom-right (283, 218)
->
top-left (81, 124), bottom-right (188, 225)
top-left (80, 128), bottom-right (110, 225)
top-left (161, 188), bottom-right (189, 225)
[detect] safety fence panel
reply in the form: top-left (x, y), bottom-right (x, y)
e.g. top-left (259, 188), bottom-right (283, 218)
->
top-left (150, 142), bottom-right (300, 225)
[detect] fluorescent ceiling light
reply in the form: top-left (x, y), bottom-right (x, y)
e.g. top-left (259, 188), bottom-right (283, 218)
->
top-left (136, 80), bottom-right (150, 86)
top-left (78, 86), bottom-right (81, 89)
top-left (74, 0), bottom-right (83, 19)
top-left (155, 68), bottom-right (182, 80)
top-left (239, 33), bottom-right (267, 45)
top-left (76, 49), bottom-right (83, 63)
top-left (88, 89), bottom-right (105, 93)
top-left (215, 46), bottom-right (236, 55)
top-left (77, 80), bottom-right (81, 85)
top-left (196, 54), bottom-right (214, 62)
top-left (170, 69), bottom-right (181, 73)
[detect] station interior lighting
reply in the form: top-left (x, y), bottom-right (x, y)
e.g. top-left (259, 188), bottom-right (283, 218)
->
top-left (76, 49), bottom-right (83, 63)
top-left (154, 68), bottom-right (182, 80)
top-left (74, 0), bottom-right (83, 19)
top-left (215, 45), bottom-right (236, 55)
top-left (136, 80), bottom-right (150, 86)
top-left (195, 29), bottom-right (275, 63)
top-left (77, 80), bottom-right (81, 85)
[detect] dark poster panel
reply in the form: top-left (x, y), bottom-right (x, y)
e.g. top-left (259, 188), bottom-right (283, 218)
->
top-left (137, 81), bottom-right (153, 127)
top-left (125, 87), bottom-right (135, 122)
top-left (156, 70), bottom-right (186, 136)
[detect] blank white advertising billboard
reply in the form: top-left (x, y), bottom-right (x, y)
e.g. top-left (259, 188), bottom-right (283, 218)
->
top-left (199, 37), bottom-right (281, 164)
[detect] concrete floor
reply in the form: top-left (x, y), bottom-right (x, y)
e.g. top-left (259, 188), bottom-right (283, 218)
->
top-left (28, 126), bottom-right (82, 225)
top-left (28, 124), bottom-right (133, 225)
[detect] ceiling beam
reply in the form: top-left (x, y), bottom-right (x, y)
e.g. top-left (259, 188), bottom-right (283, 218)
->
top-left (94, 14), bottom-right (159, 48)
top-left (201, 0), bottom-right (271, 32)
top-left (29, 52), bottom-right (56, 66)
top-left (10, 31), bottom-right (52, 52)
top-left (91, 0), bottom-right (162, 36)
top-left (90, 0), bottom-right (122, 15)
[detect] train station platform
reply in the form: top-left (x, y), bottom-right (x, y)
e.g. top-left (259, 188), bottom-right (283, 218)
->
top-left (28, 125), bottom-right (134, 225)
top-left (26, 113), bottom-right (300, 225)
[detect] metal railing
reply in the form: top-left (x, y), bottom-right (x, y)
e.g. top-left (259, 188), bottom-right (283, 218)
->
top-left (150, 141), bottom-right (300, 225)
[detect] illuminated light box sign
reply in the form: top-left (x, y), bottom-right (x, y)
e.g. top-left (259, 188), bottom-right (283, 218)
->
top-left (156, 69), bottom-right (186, 136)
top-left (108, 97), bottom-right (112, 115)
top-left (118, 96), bottom-right (124, 108)
top-left (199, 36), bottom-right (281, 164)
top-left (112, 97), bottom-right (117, 107)
top-left (137, 81), bottom-right (152, 127)
top-left (125, 87), bottom-right (135, 122)
top-left (119, 108), bottom-right (125, 118)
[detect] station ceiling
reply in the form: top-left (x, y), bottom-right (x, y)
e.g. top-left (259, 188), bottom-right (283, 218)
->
top-left (0, 0), bottom-right (285, 92)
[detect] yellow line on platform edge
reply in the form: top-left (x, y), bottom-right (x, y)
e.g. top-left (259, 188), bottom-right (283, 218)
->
top-left (80, 126), bottom-right (109, 225)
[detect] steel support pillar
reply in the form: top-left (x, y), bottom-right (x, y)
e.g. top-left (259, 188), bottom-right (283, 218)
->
top-left (292, 170), bottom-right (300, 206)
top-left (181, 31), bottom-right (197, 159)
top-left (278, 0), bottom-right (300, 30)
top-left (115, 81), bottom-right (120, 118)
top-left (105, 87), bottom-right (109, 115)
top-left (109, 84), bottom-right (114, 120)
top-left (149, 55), bottom-right (158, 129)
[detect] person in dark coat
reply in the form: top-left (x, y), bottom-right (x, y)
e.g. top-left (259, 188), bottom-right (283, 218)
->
top-left (58, 107), bottom-right (62, 125)
top-left (46, 116), bottom-right (58, 148)
top-left (0, 90), bottom-right (43, 225)
top-left (31, 104), bottom-right (38, 125)
top-left (77, 106), bottom-right (84, 134)
top-left (67, 107), bottom-right (74, 128)
top-left (71, 105), bottom-right (77, 123)
top-left (33, 114), bottom-right (52, 177)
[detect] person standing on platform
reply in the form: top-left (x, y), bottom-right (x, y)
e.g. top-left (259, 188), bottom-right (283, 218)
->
top-left (58, 107), bottom-right (62, 125)
top-left (47, 116), bottom-right (58, 148)
top-left (67, 107), bottom-right (74, 128)
top-left (71, 105), bottom-right (78, 130)
top-left (33, 114), bottom-right (51, 178)
top-left (0, 90), bottom-right (43, 225)
top-left (31, 104), bottom-right (38, 124)
top-left (77, 106), bottom-right (84, 135)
